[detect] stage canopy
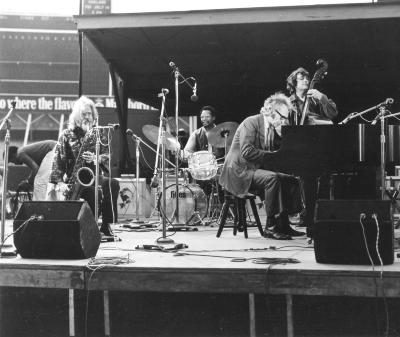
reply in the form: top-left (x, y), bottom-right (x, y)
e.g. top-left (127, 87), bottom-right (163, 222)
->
top-left (75, 2), bottom-right (400, 124)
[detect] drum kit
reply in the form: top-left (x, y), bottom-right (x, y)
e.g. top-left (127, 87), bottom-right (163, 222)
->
top-left (142, 121), bottom-right (238, 225)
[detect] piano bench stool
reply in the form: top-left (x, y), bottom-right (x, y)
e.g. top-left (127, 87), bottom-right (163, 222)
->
top-left (216, 192), bottom-right (264, 238)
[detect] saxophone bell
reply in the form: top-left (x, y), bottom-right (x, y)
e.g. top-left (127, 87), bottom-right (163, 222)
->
top-left (76, 166), bottom-right (95, 187)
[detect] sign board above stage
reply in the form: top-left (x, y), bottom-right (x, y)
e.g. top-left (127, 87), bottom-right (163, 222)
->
top-left (0, 95), bottom-right (156, 113)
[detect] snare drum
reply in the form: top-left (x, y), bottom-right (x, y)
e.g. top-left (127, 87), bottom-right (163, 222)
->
top-left (160, 183), bottom-right (208, 225)
top-left (188, 151), bottom-right (218, 180)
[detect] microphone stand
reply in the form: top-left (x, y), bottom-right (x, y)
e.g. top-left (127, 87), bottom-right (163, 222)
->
top-left (339, 99), bottom-right (393, 124)
top-left (373, 106), bottom-right (392, 201)
top-left (131, 134), bottom-right (176, 168)
top-left (94, 125), bottom-right (100, 224)
top-left (173, 67), bottom-right (183, 227)
top-left (130, 134), bottom-right (144, 224)
top-left (0, 101), bottom-right (16, 257)
top-left (170, 62), bottom-right (197, 230)
top-left (93, 124), bottom-right (118, 240)
top-left (376, 107), bottom-right (387, 200)
top-left (156, 88), bottom-right (174, 244)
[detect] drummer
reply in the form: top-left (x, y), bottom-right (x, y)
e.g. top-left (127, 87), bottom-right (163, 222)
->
top-left (182, 105), bottom-right (224, 160)
top-left (181, 105), bottom-right (224, 196)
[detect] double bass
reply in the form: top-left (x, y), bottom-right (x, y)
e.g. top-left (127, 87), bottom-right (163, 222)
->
top-left (299, 59), bottom-right (328, 125)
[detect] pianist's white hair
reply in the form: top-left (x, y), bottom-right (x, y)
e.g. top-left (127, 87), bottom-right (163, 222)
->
top-left (260, 92), bottom-right (292, 115)
top-left (68, 96), bottom-right (98, 130)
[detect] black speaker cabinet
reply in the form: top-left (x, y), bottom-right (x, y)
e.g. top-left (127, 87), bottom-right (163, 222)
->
top-left (13, 201), bottom-right (101, 259)
top-left (314, 199), bottom-right (394, 265)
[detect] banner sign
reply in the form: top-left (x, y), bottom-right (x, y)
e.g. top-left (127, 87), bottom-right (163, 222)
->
top-left (0, 95), bottom-right (156, 113)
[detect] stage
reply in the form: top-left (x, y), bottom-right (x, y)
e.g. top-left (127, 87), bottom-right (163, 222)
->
top-left (0, 217), bottom-right (400, 337)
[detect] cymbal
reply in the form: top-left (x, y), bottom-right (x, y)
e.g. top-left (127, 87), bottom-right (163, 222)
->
top-left (142, 125), bottom-right (180, 151)
top-left (207, 122), bottom-right (239, 148)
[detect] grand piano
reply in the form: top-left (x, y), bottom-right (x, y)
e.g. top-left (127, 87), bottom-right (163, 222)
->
top-left (260, 124), bottom-right (382, 201)
top-left (262, 124), bottom-right (381, 177)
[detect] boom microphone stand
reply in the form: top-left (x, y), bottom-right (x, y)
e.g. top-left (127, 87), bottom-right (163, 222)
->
top-left (339, 98), bottom-right (394, 124)
top-left (93, 123), bottom-right (118, 240)
top-left (0, 101), bottom-right (16, 257)
top-left (169, 61), bottom-right (197, 229)
top-left (129, 134), bottom-right (145, 224)
top-left (157, 88), bottom-right (174, 244)
top-left (372, 105), bottom-right (391, 200)
top-left (340, 99), bottom-right (394, 200)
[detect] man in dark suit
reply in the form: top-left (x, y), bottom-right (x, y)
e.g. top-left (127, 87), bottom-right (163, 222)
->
top-left (219, 93), bottom-right (304, 240)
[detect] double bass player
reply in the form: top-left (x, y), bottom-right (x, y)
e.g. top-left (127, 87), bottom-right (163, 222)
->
top-left (286, 65), bottom-right (338, 237)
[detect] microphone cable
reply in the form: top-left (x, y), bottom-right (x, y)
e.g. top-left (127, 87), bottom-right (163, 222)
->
top-left (359, 213), bottom-right (390, 337)
top-left (0, 215), bottom-right (42, 253)
top-left (372, 214), bottom-right (390, 337)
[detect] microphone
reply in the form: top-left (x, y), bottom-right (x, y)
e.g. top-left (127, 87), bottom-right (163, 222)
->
top-left (150, 175), bottom-right (159, 188)
top-left (158, 88), bottom-right (169, 97)
top-left (169, 61), bottom-right (177, 69)
top-left (339, 113), bottom-right (355, 125)
top-left (384, 98), bottom-right (394, 105)
top-left (371, 114), bottom-right (382, 126)
top-left (191, 81), bottom-right (198, 102)
top-left (126, 129), bottom-right (133, 136)
top-left (107, 123), bottom-right (120, 129)
top-left (371, 98), bottom-right (394, 125)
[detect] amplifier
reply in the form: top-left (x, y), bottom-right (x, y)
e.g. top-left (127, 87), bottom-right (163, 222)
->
top-left (314, 199), bottom-right (394, 265)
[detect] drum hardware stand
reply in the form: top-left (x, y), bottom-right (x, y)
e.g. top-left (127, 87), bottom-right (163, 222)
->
top-left (0, 101), bottom-right (16, 257)
top-left (169, 61), bottom-right (198, 230)
top-left (221, 130), bottom-right (230, 158)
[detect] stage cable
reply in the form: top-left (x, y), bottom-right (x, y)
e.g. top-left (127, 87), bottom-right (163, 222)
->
top-left (107, 128), bottom-right (116, 226)
top-left (0, 215), bottom-right (39, 252)
top-left (360, 213), bottom-right (390, 337)
top-left (84, 256), bottom-right (133, 337)
top-left (373, 214), bottom-right (390, 337)
top-left (139, 146), bottom-right (154, 171)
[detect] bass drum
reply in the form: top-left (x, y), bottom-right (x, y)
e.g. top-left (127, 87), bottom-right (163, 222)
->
top-left (159, 183), bottom-right (208, 225)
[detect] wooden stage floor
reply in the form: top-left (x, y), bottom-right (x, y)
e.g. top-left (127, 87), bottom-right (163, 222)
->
top-left (1, 217), bottom-right (400, 337)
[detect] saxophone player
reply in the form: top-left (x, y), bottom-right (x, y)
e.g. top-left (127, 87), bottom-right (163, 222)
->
top-left (48, 96), bottom-right (120, 238)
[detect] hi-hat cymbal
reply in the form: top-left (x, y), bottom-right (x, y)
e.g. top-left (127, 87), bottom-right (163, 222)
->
top-left (142, 125), bottom-right (180, 151)
top-left (207, 122), bottom-right (238, 148)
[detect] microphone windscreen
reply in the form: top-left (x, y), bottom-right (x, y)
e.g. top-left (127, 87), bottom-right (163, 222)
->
top-left (191, 95), bottom-right (198, 102)
top-left (126, 129), bottom-right (133, 135)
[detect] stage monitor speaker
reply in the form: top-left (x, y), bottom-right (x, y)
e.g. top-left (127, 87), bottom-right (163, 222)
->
top-left (13, 201), bottom-right (101, 259)
top-left (314, 199), bottom-right (394, 265)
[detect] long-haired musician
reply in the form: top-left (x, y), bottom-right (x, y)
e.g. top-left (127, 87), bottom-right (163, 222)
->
top-left (47, 96), bottom-right (120, 237)
top-left (286, 67), bottom-right (338, 125)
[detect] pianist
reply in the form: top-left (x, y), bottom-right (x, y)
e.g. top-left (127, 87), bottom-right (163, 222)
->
top-left (286, 67), bottom-right (338, 125)
top-left (219, 93), bottom-right (305, 240)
